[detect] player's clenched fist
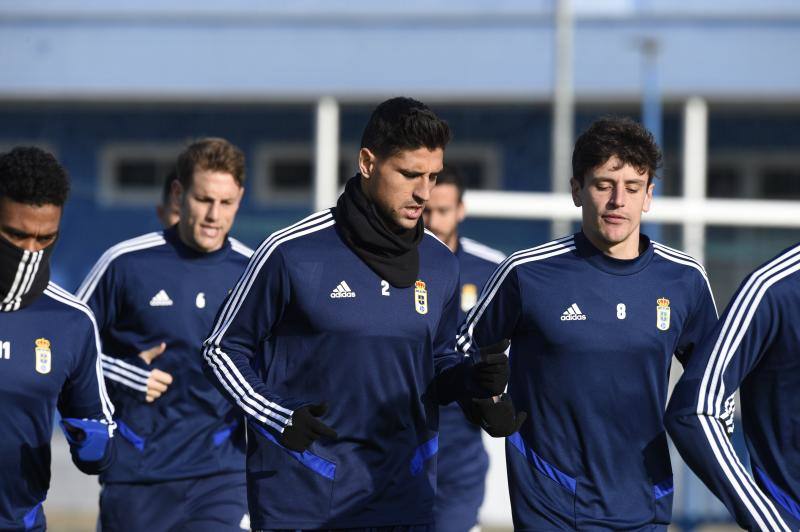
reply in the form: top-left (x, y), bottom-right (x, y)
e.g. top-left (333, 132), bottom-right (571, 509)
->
top-left (470, 339), bottom-right (511, 397)
top-left (138, 342), bottom-right (174, 403)
top-left (279, 403), bottom-right (338, 452)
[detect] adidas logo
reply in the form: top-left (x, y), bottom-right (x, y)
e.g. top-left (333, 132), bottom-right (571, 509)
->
top-left (561, 303), bottom-right (586, 321)
top-left (330, 280), bottom-right (356, 299)
top-left (149, 289), bottom-right (174, 307)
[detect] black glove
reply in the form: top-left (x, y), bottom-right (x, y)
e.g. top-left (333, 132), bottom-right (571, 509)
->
top-left (279, 403), bottom-right (338, 452)
top-left (462, 394), bottom-right (527, 437)
top-left (470, 339), bottom-right (510, 397)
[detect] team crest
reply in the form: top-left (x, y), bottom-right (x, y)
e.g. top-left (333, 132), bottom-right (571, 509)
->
top-left (656, 298), bottom-right (671, 331)
top-left (414, 280), bottom-right (428, 315)
top-left (35, 338), bottom-right (51, 374)
top-left (461, 284), bottom-right (478, 313)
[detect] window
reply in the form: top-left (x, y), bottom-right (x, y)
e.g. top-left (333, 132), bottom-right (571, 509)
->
top-left (706, 152), bottom-right (800, 200)
top-left (441, 143), bottom-right (501, 190)
top-left (99, 143), bottom-right (183, 206)
top-left (252, 143), bottom-right (359, 204)
top-left (761, 166), bottom-right (800, 199)
top-left (253, 142), bottom-right (501, 204)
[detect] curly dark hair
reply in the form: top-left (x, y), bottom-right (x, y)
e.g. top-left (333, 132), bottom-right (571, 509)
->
top-left (0, 147), bottom-right (70, 206)
top-left (572, 117), bottom-right (662, 185)
top-left (361, 97), bottom-right (452, 158)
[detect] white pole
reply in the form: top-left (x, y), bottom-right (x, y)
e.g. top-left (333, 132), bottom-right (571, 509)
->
top-left (682, 97), bottom-right (708, 263)
top-left (551, 0), bottom-right (574, 238)
top-left (314, 96), bottom-right (340, 211)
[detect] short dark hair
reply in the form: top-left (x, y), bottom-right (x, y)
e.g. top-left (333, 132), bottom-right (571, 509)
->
top-left (176, 137), bottom-right (245, 189)
top-left (161, 169), bottom-right (177, 205)
top-left (0, 147), bottom-right (70, 206)
top-left (361, 97), bottom-right (452, 158)
top-left (572, 117), bottom-right (662, 185)
top-left (434, 165), bottom-right (465, 202)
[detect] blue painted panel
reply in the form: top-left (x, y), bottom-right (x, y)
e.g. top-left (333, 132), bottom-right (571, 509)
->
top-left (1, 104), bottom-right (799, 289)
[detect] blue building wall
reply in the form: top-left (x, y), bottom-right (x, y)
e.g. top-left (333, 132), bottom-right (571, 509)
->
top-left (1, 103), bottom-right (798, 297)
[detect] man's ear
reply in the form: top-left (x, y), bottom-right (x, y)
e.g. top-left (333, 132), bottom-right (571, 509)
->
top-left (642, 181), bottom-right (655, 213)
top-left (456, 201), bottom-right (466, 224)
top-left (170, 179), bottom-right (184, 206)
top-left (570, 177), bottom-right (582, 207)
top-left (358, 148), bottom-right (376, 179)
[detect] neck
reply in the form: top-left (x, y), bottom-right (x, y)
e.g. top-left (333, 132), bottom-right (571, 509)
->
top-left (582, 226), bottom-right (642, 260)
top-left (175, 223), bottom-right (221, 254)
top-left (445, 232), bottom-right (459, 254)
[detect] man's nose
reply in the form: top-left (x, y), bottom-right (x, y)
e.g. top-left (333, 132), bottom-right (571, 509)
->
top-left (206, 202), bottom-right (220, 220)
top-left (609, 186), bottom-right (626, 207)
top-left (413, 178), bottom-right (434, 203)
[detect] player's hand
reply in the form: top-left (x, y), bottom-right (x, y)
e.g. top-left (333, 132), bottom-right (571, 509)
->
top-left (471, 339), bottom-right (510, 397)
top-left (280, 403), bottom-right (338, 452)
top-left (472, 394), bottom-right (527, 437)
top-left (61, 420), bottom-right (87, 442)
top-left (137, 342), bottom-right (174, 403)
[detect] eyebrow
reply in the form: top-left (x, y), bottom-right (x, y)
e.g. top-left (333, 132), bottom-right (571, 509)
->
top-left (400, 167), bottom-right (443, 176)
top-left (592, 176), bottom-right (647, 185)
top-left (398, 168), bottom-right (425, 177)
top-left (194, 193), bottom-right (237, 201)
top-left (2, 226), bottom-right (59, 239)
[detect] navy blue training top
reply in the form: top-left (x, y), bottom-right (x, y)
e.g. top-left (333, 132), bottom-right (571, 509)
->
top-left (667, 242), bottom-right (800, 531)
top-left (458, 232), bottom-right (718, 531)
top-left (202, 209), bottom-right (466, 530)
top-left (0, 282), bottom-right (114, 530)
top-left (437, 237), bottom-right (505, 495)
top-left (77, 227), bottom-right (252, 484)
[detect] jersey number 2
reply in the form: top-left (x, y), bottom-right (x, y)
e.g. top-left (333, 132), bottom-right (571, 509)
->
top-left (381, 280), bottom-right (390, 296)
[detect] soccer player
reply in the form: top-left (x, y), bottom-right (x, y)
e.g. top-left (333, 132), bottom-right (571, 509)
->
top-left (77, 138), bottom-right (253, 531)
top-left (665, 243), bottom-right (800, 531)
top-left (156, 169), bottom-right (180, 228)
top-left (423, 166), bottom-right (505, 532)
top-left (0, 147), bottom-right (115, 531)
top-left (457, 117), bottom-right (719, 530)
top-left (202, 97), bottom-right (523, 531)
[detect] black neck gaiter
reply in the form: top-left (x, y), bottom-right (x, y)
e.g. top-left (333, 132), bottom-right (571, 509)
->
top-left (334, 175), bottom-right (423, 288)
top-left (0, 234), bottom-right (53, 312)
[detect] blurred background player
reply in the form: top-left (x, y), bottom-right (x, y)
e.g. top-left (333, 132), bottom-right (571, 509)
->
top-left (0, 147), bottom-right (115, 531)
top-left (423, 166), bottom-right (505, 532)
top-left (666, 242), bottom-right (800, 531)
top-left (457, 117), bottom-right (718, 530)
top-left (156, 169), bottom-right (180, 228)
top-left (202, 97), bottom-right (522, 531)
top-left (76, 138), bottom-right (252, 531)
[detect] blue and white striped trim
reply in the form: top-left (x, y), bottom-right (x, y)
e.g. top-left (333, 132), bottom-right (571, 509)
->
top-left (460, 237), bottom-right (506, 265)
top-left (652, 242), bottom-right (718, 315)
top-left (43, 283), bottom-right (116, 436)
top-left (100, 354), bottom-right (150, 393)
top-left (76, 232), bottom-right (166, 302)
top-left (694, 244), bottom-right (800, 532)
top-left (204, 209), bottom-right (335, 433)
top-left (456, 235), bottom-right (576, 353)
top-left (424, 228), bottom-right (450, 251)
top-left (230, 237), bottom-right (254, 258)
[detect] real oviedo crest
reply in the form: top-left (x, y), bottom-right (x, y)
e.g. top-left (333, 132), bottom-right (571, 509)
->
top-left (35, 337), bottom-right (51, 374)
top-left (415, 280), bottom-right (428, 315)
top-left (656, 297), bottom-right (671, 331)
